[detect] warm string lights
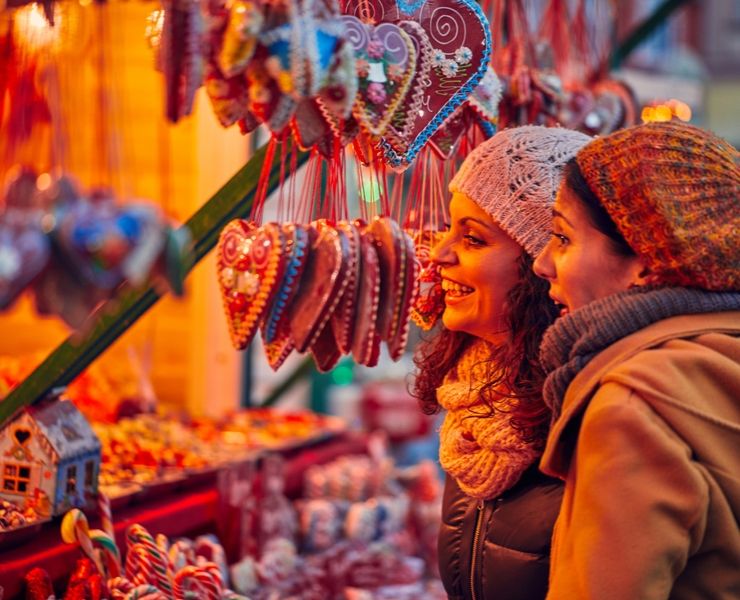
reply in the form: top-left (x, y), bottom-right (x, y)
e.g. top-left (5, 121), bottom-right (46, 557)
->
top-left (641, 99), bottom-right (692, 123)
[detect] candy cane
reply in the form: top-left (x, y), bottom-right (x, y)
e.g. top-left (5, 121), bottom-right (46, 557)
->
top-left (156, 533), bottom-right (169, 555)
top-left (90, 527), bottom-right (122, 577)
top-left (126, 543), bottom-right (156, 587)
top-left (199, 561), bottom-right (223, 591)
top-left (173, 565), bottom-right (221, 600)
top-left (126, 524), bottom-right (173, 594)
top-left (109, 575), bottom-right (135, 600)
top-left (61, 509), bottom-right (106, 577)
top-left (124, 583), bottom-right (167, 600)
top-left (97, 491), bottom-right (115, 539)
top-left (168, 539), bottom-right (195, 574)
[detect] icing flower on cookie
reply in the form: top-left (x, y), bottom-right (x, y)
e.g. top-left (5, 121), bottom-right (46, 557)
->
top-left (432, 49), bottom-right (446, 68)
top-left (367, 82), bottom-right (387, 104)
top-left (441, 59), bottom-right (459, 78)
top-left (454, 46), bottom-right (472, 64)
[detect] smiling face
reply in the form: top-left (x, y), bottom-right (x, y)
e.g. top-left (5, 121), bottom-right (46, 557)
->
top-left (534, 183), bottom-right (645, 316)
top-left (431, 192), bottom-right (523, 343)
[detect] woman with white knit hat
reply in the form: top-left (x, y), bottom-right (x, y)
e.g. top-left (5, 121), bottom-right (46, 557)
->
top-left (412, 125), bottom-right (590, 600)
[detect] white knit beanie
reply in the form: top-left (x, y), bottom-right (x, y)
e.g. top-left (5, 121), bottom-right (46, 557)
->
top-left (449, 125), bottom-right (591, 257)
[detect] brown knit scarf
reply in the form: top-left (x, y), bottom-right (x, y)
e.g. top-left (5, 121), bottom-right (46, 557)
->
top-left (437, 339), bottom-right (540, 500)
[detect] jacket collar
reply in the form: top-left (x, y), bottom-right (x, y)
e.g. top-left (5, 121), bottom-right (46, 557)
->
top-left (540, 311), bottom-right (740, 479)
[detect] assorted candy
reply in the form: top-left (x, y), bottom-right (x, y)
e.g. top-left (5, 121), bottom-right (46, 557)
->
top-left (226, 448), bottom-right (443, 599)
top-left (217, 217), bottom-right (418, 370)
top-left (54, 511), bottom-right (250, 600)
top-left (0, 498), bottom-right (43, 531)
top-left (91, 409), bottom-right (343, 502)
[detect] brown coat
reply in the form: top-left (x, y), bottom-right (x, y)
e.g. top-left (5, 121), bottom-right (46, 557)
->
top-left (541, 311), bottom-right (740, 599)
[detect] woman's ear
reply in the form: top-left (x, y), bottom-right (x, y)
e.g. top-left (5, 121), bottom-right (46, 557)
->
top-left (628, 261), bottom-right (654, 289)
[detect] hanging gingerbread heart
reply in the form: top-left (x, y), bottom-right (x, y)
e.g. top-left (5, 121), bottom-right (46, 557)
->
top-left (289, 224), bottom-right (349, 352)
top-left (339, 0), bottom-right (491, 167)
top-left (351, 222), bottom-right (382, 367)
top-left (262, 317), bottom-right (295, 371)
top-left (0, 218), bottom-right (50, 310)
top-left (216, 0), bottom-right (263, 78)
top-left (262, 223), bottom-right (311, 344)
top-left (329, 221), bottom-right (361, 354)
top-left (426, 104), bottom-right (469, 161)
top-left (291, 99), bottom-right (334, 151)
top-left (316, 39), bottom-right (358, 126)
top-left (204, 62), bottom-right (252, 128)
top-left (161, 0), bottom-right (206, 123)
top-left (467, 65), bottom-right (502, 128)
top-left (310, 320), bottom-right (342, 373)
top-left (386, 228), bottom-right (418, 360)
top-left (382, 20), bottom-right (434, 151)
top-left (368, 217), bottom-right (406, 343)
top-left (341, 16), bottom-right (417, 137)
top-left (217, 221), bottom-right (286, 350)
top-left (408, 229), bottom-right (445, 329)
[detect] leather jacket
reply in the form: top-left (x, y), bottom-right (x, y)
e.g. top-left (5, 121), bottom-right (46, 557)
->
top-left (438, 465), bottom-right (563, 600)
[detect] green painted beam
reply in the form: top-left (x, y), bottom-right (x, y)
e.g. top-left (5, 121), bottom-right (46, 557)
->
top-left (608, 0), bottom-right (694, 71)
top-left (0, 141), bottom-right (309, 428)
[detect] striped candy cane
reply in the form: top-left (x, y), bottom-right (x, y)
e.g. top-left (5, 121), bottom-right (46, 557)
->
top-left (109, 576), bottom-right (135, 600)
top-left (90, 527), bottom-right (122, 577)
top-left (124, 583), bottom-right (167, 600)
top-left (97, 491), bottom-right (115, 539)
top-left (173, 565), bottom-right (221, 600)
top-left (126, 543), bottom-right (156, 587)
top-left (126, 524), bottom-right (173, 594)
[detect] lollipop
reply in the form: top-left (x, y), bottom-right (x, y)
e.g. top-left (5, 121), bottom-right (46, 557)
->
top-left (61, 509), bottom-right (106, 577)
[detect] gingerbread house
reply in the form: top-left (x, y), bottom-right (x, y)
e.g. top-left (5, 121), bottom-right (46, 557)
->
top-left (0, 398), bottom-right (101, 516)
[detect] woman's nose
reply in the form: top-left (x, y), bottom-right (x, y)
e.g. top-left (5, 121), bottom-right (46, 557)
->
top-left (430, 233), bottom-right (456, 266)
top-left (533, 242), bottom-right (554, 280)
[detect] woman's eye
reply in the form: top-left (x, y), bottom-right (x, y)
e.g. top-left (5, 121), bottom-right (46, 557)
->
top-left (552, 232), bottom-right (569, 246)
top-left (443, 222), bottom-right (451, 231)
top-left (463, 234), bottom-right (484, 246)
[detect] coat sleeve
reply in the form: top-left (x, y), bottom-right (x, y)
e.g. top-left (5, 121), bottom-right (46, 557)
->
top-left (546, 382), bottom-right (710, 600)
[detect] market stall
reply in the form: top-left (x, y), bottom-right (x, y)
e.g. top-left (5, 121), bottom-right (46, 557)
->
top-left (0, 0), bottom-right (692, 596)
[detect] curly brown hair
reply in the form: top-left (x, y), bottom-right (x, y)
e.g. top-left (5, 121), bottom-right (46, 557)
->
top-left (411, 252), bottom-right (558, 445)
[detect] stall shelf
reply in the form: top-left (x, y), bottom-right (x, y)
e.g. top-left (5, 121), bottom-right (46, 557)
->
top-left (0, 431), bottom-right (367, 599)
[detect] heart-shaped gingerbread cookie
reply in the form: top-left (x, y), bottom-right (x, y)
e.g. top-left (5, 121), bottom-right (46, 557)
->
top-left (217, 220), bottom-right (286, 350)
top-left (289, 224), bottom-right (349, 352)
top-left (351, 222), bottom-right (382, 367)
top-left (329, 221), bottom-right (361, 354)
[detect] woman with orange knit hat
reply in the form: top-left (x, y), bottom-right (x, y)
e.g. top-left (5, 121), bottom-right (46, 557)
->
top-left (413, 125), bottom-right (590, 600)
top-left (534, 121), bottom-right (740, 598)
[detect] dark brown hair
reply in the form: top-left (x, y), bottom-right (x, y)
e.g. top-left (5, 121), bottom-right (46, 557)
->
top-left (411, 252), bottom-right (558, 445)
top-left (563, 159), bottom-right (636, 257)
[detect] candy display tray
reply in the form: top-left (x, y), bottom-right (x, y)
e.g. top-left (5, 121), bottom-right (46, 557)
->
top-left (0, 519), bottom-right (49, 551)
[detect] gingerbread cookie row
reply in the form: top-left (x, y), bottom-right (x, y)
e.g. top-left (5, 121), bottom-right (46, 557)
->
top-left (216, 217), bottom-right (419, 371)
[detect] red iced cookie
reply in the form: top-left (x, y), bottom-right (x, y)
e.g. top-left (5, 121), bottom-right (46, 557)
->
top-left (217, 220), bottom-right (286, 350)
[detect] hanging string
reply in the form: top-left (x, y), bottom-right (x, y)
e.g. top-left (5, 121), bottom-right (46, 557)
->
top-left (251, 134), bottom-right (279, 224)
top-left (276, 129), bottom-right (290, 222)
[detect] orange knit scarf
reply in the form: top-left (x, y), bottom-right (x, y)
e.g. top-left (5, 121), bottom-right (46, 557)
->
top-left (437, 339), bottom-right (540, 500)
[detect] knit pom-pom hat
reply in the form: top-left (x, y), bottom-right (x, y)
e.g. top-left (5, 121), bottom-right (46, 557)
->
top-left (449, 125), bottom-right (591, 257)
top-left (576, 121), bottom-right (740, 291)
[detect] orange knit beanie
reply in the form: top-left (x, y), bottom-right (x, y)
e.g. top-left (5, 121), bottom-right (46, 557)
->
top-left (576, 121), bottom-right (740, 291)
